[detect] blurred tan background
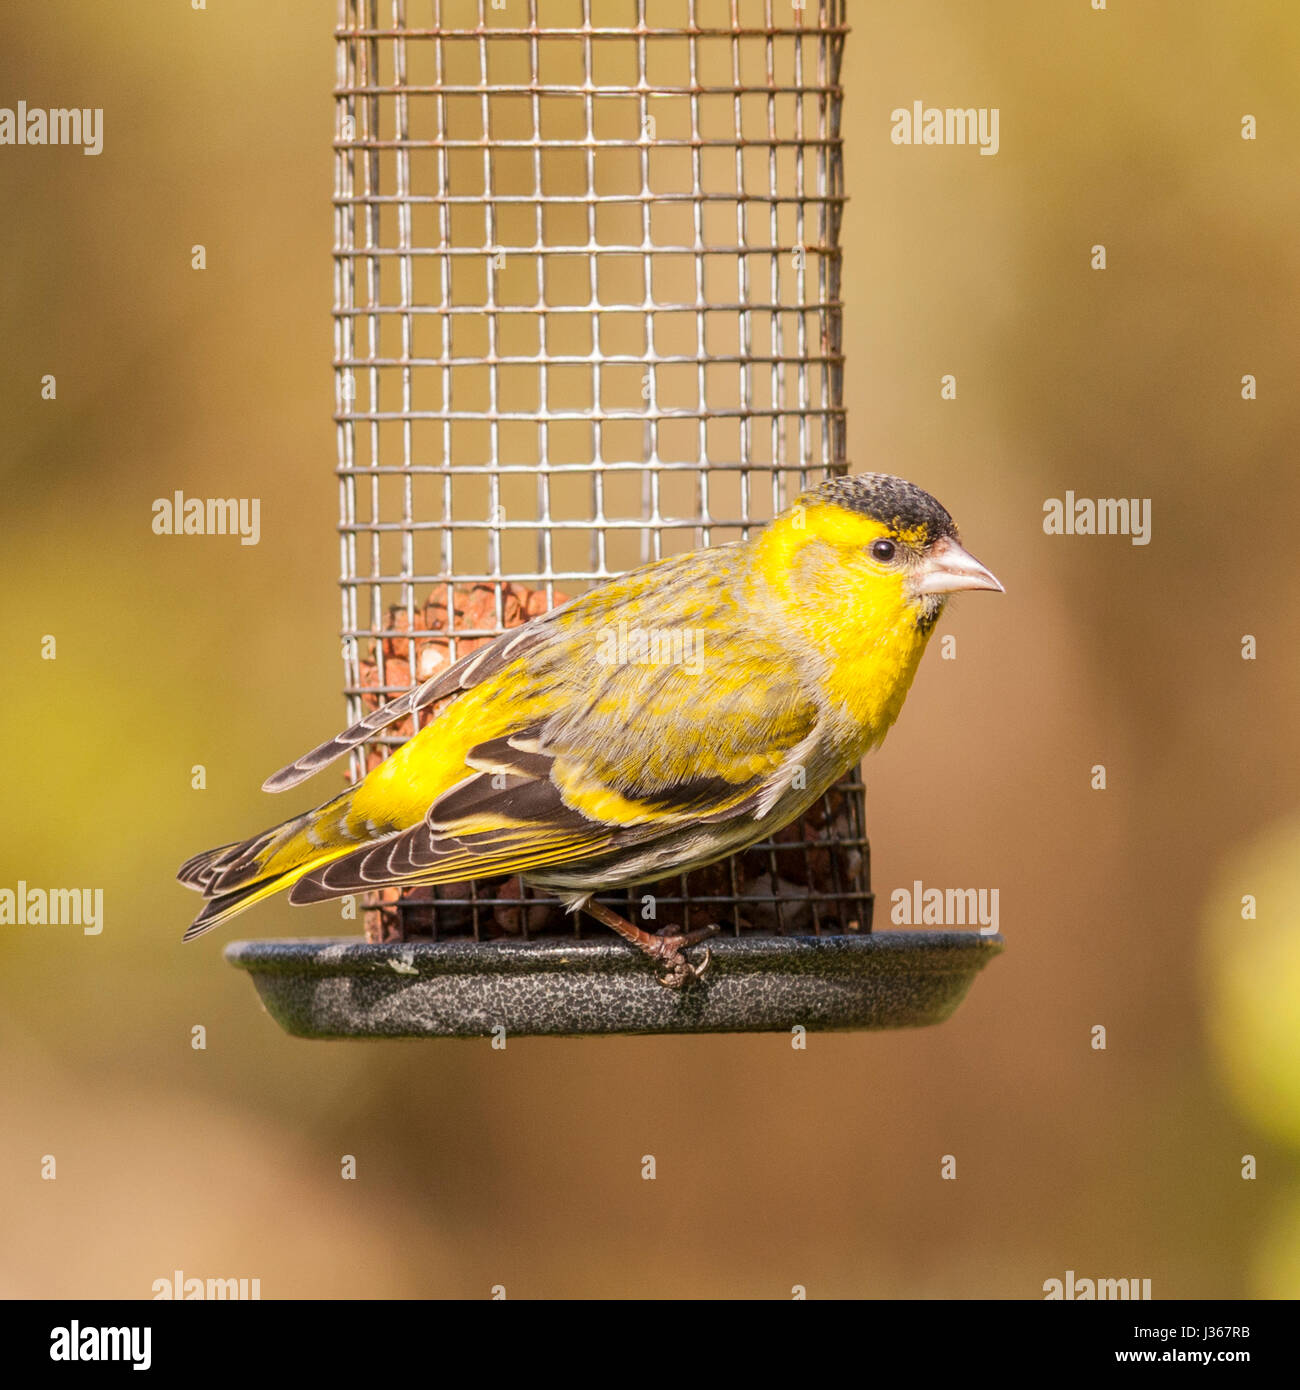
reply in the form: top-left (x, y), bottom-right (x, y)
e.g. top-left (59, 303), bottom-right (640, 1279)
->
top-left (2, 0), bottom-right (1298, 1299)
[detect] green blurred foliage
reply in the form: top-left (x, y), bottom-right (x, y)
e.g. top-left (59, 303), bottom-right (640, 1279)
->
top-left (1202, 815), bottom-right (1300, 1296)
top-left (1204, 816), bottom-right (1300, 1153)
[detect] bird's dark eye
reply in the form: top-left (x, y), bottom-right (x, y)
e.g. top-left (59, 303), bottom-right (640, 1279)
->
top-left (870, 539), bottom-right (897, 563)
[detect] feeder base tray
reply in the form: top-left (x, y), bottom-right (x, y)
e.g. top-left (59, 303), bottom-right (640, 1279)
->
top-left (225, 932), bottom-right (1002, 1038)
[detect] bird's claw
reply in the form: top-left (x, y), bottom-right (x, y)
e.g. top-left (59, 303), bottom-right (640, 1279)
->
top-left (651, 926), bottom-right (718, 990)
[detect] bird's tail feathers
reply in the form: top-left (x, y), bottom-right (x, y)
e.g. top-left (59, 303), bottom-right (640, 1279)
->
top-left (178, 787), bottom-right (363, 941)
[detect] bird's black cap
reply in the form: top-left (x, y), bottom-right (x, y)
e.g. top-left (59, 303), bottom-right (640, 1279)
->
top-left (805, 472), bottom-right (958, 541)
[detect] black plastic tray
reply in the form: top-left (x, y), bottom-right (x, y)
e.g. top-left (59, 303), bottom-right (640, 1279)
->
top-left (225, 931), bottom-right (1003, 1038)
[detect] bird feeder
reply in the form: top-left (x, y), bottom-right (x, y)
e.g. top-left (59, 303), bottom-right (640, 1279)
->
top-left (228, 0), bottom-right (1002, 1036)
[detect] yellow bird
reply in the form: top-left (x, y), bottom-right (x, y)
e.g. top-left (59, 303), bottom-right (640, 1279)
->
top-left (178, 473), bottom-right (1002, 986)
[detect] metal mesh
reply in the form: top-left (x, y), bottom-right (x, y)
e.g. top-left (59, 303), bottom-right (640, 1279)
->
top-left (333, 0), bottom-right (871, 943)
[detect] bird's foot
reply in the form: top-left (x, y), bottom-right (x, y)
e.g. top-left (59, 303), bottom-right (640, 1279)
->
top-left (579, 899), bottom-right (720, 990)
top-left (647, 923), bottom-right (720, 991)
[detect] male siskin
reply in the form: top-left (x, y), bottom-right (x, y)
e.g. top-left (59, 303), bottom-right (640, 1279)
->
top-left (179, 473), bottom-right (1002, 986)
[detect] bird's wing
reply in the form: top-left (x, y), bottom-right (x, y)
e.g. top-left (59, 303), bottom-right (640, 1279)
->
top-left (261, 608), bottom-right (569, 793)
top-left (289, 620), bottom-right (824, 902)
top-left (288, 747), bottom-right (619, 900)
top-left (289, 712), bottom-right (818, 904)
top-left (262, 547), bottom-right (725, 794)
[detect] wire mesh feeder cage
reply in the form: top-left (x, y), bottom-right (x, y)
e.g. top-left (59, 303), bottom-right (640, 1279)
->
top-left (227, 0), bottom-right (1002, 1037)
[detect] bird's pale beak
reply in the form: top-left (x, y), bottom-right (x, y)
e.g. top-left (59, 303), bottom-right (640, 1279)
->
top-left (913, 535), bottom-right (1005, 595)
